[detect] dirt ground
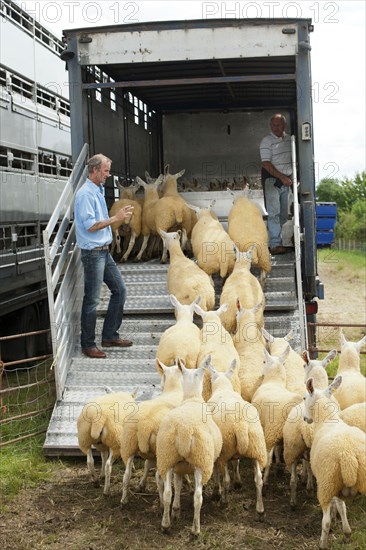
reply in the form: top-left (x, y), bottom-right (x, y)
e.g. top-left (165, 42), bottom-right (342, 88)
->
top-left (1, 252), bottom-right (365, 550)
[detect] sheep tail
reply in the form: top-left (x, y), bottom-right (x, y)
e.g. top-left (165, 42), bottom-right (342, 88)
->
top-left (137, 419), bottom-right (155, 454)
top-left (176, 431), bottom-right (194, 459)
top-left (340, 452), bottom-right (359, 488)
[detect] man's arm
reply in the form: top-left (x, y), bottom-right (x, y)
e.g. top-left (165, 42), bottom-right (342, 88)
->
top-left (88, 205), bottom-right (134, 232)
top-left (262, 161), bottom-right (292, 187)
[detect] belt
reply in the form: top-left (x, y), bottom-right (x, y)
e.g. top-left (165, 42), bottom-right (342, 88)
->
top-left (93, 245), bottom-right (109, 250)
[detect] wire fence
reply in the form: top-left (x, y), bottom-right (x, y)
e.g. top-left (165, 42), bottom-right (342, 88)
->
top-left (0, 331), bottom-right (55, 448)
top-left (334, 238), bottom-right (366, 252)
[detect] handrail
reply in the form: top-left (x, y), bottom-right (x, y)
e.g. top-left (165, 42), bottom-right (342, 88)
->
top-left (43, 143), bottom-right (89, 399)
top-left (291, 135), bottom-right (307, 351)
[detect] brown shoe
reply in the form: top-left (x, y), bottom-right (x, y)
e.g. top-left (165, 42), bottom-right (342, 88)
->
top-left (102, 339), bottom-right (133, 348)
top-left (270, 246), bottom-right (287, 255)
top-left (82, 347), bottom-right (107, 358)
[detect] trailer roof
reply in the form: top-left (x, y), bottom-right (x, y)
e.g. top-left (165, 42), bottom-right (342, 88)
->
top-left (63, 18), bottom-right (313, 113)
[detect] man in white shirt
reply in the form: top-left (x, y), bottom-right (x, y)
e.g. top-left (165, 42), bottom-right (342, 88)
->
top-left (260, 114), bottom-right (292, 255)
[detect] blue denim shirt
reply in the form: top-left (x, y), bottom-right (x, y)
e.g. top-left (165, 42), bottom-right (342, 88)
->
top-left (74, 178), bottom-right (112, 250)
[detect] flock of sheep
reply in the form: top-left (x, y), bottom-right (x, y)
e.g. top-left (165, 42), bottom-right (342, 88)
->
top-left (77, 167), bottom-right (366, 549)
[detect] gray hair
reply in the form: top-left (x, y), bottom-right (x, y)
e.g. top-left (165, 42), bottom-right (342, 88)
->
top-left (87, 154), bottom-right (112, 174)
top-left (270, 113), bottom-right (287, 125)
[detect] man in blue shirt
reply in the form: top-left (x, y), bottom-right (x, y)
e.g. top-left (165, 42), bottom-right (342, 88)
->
top-left (260, 114), bottom-right (293, 255)
top-left (75, 154), bottom-right (134, 358)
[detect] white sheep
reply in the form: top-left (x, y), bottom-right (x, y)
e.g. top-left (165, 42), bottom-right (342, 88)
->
top-left (303, 376), bottom-right (366, 549)
top-left (233, 300), bottom-right (266, 402)
top-left (156, 356), bottom-right (223, 535)
top-left (220, 246), bottom-right (265, 333)
top-left (227, 191), bottom-right (271, 284)
top-left (332, 330), bottom-right (366, 409)
top-left (339, 401), bottom-right (366, 433)
top-left (283, 349), bottom-right (337, 509)
top-left (109, 197), bottom-right (142, 261)
top-left (207, 359), bottom-right (267, 517)
top-left (262, 328), bottom-right (306, 398)
top-left (160, 229), bottom-right (215, 311)
top-left (120, 360), bottom-right (183, 506)
top-left (77, 390), bottom-right (137, 495)
top-left (251, 346), bottom-right (303, 486)
top-left (156, 294), bottom-right (201, 369)
top-left (135, 175), bottom-right (164, 261)
top-left (190, 200), bottom-right (236, 278)
top-left (194, 303), bottom-right (241, 401)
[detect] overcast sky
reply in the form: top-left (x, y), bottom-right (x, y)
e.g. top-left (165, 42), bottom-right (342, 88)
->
top-left (15, 0), bottom-right (366, 183)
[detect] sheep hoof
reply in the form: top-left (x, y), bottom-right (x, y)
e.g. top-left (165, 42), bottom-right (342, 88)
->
top-left (233, 481), bottom-right (243, 490)
top-left (211, 491), bottom-right (221, 502)
top-left (171, 508), bottom-right (180, 521)
top-left (256, 511), bottom-right (265, 523)
top-left (161, 525), bottom-right (171, 535)
top-left (343, 532), bottom-right (352, 544)
top-left (290, 502), bottom-right (297, 511)
top-left (93, 479), bottom-right (100, 488)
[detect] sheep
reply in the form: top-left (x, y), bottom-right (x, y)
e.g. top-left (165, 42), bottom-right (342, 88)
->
top-left (135, 175), bottom-right (164, 261)
top-left (233, 300), bottom-right (266, 402)
top-left (194, 302), bottom-right (241, 401)
top-left (262, 328), bottom-right (306, 398)
top-left (77, 390), bottom-right (137, 495)
top-left (251, 346), bottom-right (303, 486)
top-left (207, 359), bottom-right (267, 517)
top-left (160, 229), bottom-right (215, 311)
top-left (227, 191), bottom-right (271, 284)
top-left (339, 402), bottom-right (366, 433)
top-left (220, 246), bottom-right (265, 333)
top-left (303, 376), bottom-right (366, 549)
top-left (332, 330), bottom-right (366, 409)
top-left (189, 201), bottom-right (236, 278)
top-left (120, 360), bottom-right (183, 506)
top-left (156, 294), bottom-right (201, 369)
top-left (282, 349), bottom-right (337, 509)
top-left (156, 356), bottom-right (223, 535)
top-left (109, 197), bottom-right (142, 261)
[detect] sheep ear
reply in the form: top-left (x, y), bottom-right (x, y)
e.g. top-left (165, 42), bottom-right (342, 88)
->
top-left (217, 303), bottom-right (228, 315)
top-left (236, 298), bottom-right (241, 311)
top-left (356, 335), bottom-right (366, 352)
top-left (177, 229), bottom-right (182, 238)
top-left (159, 229), bottom-right (167, 239)
top-left (193, 303), bottom-right (204, 317)
top-left (252, 300), bottom-right (263, 313)
top-left (322, 349), bottom-right (337, 367)
top-left (226, 359), bottom-right (237, 378)
top-left (187, 203), bottom-right (199, 213)
top-left (306, 377), bottom-right (315, 395)
top-left (261, 328), bottom-right (274, 343)
top-left (193, 295), bottom-right (201, 305)
top-left (156, 358), bottom-right (165, 376)
top-left (136, 176), bottom-right (147, 188)
top-left (144, 170), bottom-right (153, 183)
top-left (174, 169), bottom-right (185, 179)
top-left (226, 187), bottom-right (235, 197)
top-left (326, 375), bottom-right (342, 396)
top-left (164, 164), bottom-right (170, 175)
top-left (209, 199), bottom-right (216, 209)
top-left (169, 294), bottom-right (180, 308)
top-left (279, 344), bottom-right (290, 364)
top-left (155, 174), bottom-right (164, 186)
top-left (199, 354), bottom-right (211, 371)
top-left (284, 330), bottom-right (294, 342)
top-left (340, 328), bottom-right (347, 347)
top-left (177, 358), bottom-right (186, 373)
top-left (302, 350), bottom-right (310, 364)
top-left (131, 386), bottom-right (140, 399)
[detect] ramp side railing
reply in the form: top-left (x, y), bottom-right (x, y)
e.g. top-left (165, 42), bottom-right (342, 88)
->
top-left (43, 143), bottom-right (89, 400)
top-left (291, 135), bottom-right (307, 351)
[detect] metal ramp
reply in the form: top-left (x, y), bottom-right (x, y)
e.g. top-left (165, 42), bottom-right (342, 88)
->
top-left (43, 251), bottom-right (300, 456)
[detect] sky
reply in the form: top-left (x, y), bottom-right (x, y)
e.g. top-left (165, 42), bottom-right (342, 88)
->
top-left (14, 0), bottom-right (366, 183)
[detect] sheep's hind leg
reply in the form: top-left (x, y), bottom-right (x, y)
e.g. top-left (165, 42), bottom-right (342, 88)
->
top-left (135, 234), bottom-right (149, 261)
top-left (171, 473), bottom-right (183, 521)
top-left (319, 502), bottom-right (332, 549)
top-left (103, 449), bottom-right (115, 495)
top-left (290, 461), bottom-right (298, 509)
top-left (121, 231), bottom-right (136, 262)
top-left (253, 460), bottom-right (265, 520)
top-left (333, 497), bottom-right (352, 543)
top-left (156, 470), bottom-right (164, 509)
top-left (87, 448), bottom-right (99, 486)
top-left (161, 468), bottom-right (173, 532)
top-left (192, 468), bottom-right (203, 536)
top-left (137, 458), bottom-right (155, 492)
top-left (121, 455), bottom-right (134, 506)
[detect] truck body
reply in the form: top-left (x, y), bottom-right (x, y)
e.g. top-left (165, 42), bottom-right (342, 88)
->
top-left (0, 0), bottom-right (71, 361)
top-left (316, 202), bottom-right (337, 247)
top-left (38, 17), bottom-right (322, 454)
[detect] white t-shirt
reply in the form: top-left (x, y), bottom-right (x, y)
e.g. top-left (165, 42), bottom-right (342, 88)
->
top-left (259, 132), bottom-right (292, 176)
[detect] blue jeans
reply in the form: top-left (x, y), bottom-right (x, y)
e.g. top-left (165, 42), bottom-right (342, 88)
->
top-left (264, 178), bottom-right (289, 248)
top-left (80, 249), bottom-right (127, 349)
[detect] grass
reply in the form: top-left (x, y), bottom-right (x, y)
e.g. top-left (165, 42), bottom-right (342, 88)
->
top-left (318, 247), bottom-right (366, 274)
top-left (0, 435), bottom-right (61, 504)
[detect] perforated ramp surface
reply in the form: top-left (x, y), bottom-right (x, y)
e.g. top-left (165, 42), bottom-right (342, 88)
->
top-left (43, 251), bottom-right (300, 456)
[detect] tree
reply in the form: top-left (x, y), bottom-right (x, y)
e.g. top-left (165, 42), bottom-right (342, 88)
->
top-left (316, 178), bottom-right (347, 209)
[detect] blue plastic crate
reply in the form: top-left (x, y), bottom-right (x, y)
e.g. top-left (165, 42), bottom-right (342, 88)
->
top-left (316, 231), bottom-right (335, 246)
top-left (316, 218), bottom-right (337, 231)
top-left (316, 203), bottom-right (337, 217)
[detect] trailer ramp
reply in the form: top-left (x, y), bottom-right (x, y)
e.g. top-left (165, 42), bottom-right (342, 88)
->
top-left (43, 251), bottom-right (300, 456)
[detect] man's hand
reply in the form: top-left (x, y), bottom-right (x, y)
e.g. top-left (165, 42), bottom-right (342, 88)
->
top-left (114, 205), bottom-right (134, 222)
top-left (281, 175), bottom-right (293, 187)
